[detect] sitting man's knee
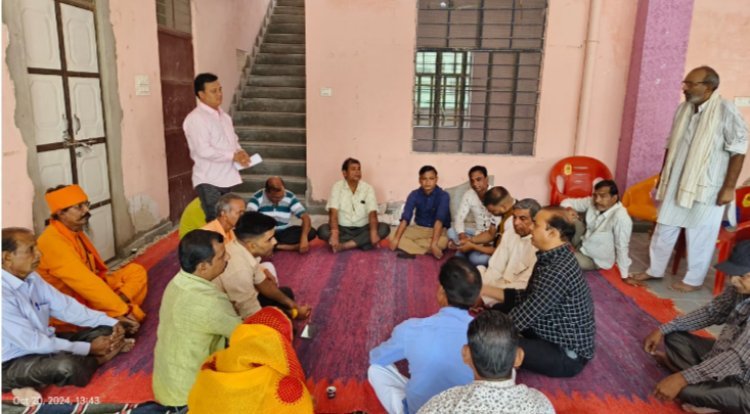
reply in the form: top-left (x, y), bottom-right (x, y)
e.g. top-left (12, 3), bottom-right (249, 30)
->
top-left (377, 223), bottom-right (391, 239)
top-left (317, 224), bottom-right (331, 240)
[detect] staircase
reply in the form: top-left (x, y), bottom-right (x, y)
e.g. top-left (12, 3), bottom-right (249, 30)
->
top-left (234, 0), bottom-right (307, 199)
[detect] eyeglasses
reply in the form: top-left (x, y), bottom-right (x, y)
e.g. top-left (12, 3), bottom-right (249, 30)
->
top-left (682, 81), bottom-right (708, 88)
top-left (69, 201), bottom-right (91, 210)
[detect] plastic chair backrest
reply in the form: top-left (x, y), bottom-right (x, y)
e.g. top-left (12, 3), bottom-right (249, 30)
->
top-left (621, 174), bottom-right (659, 222)
top-left (549, 156), bottom-right (613, 205)
top-left (736, 186), bottom-right (750, 224)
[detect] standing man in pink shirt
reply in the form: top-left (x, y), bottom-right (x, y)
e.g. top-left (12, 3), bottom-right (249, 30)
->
top-left (184, 73), bottom-right (252, 221)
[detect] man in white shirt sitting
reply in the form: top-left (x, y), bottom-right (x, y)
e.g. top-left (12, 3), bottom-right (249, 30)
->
top-left (2, 228), bottom-right (134, 406)
top-left (448, 166), bottom-right (493, 266)
top-left (417, 310), bottom-right (554, 414)
top-left (477, 199), bottom-right (541, 312)
top-left (561, 180), bottom-right (633, 280)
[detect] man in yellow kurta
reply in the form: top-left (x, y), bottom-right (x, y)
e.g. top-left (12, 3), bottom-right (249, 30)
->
top-left (37, 185), bottom-right (147, 330)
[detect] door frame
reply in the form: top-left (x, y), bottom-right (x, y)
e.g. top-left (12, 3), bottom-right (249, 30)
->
top-left (2, 0), bottom-right (137, 255)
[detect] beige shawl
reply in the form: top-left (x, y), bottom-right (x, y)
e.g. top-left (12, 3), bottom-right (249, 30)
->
top-left (656, 92), bottom-right (723, 208)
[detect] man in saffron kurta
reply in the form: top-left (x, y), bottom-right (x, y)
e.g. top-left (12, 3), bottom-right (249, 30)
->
top-left (37, 185), bottom-right (147, 328)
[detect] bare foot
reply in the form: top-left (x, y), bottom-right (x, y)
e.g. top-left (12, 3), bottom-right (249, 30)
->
top-left (681, 403), bottom-right (720, 413)
top-left (670, 280), bottom-right (701, 292)
top-left (622, 277), bottom-right (646, 287)
top-left (628, 272), bottom-right (661, 283)
top-left (120, 338), bottom-right (136, 353)
top-left (11, 387), bottom-right (42, 407)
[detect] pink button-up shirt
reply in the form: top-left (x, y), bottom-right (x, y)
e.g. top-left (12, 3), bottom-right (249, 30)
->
top-left (183, 101), bottom-right (242, 188)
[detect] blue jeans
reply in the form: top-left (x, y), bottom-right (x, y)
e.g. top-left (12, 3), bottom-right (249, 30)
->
top-left (447, 228), bottom-right (490, 267)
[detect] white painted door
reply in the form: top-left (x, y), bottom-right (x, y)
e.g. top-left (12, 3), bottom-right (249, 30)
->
top-left (21, 0), bottom-right (116, 260)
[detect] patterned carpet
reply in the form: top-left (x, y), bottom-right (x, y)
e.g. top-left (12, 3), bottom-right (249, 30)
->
top-left (3, 236), bottom-right (702, 413)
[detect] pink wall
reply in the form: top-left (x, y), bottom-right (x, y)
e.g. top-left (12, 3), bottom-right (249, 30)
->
top-left (191, 0), bottom-right (271, 111)
top-left (305, 0), bottom-right (638, 204)
top-left (685, 0), bottom-right (750, 185)
top-left (109, 0), bottom-right (170, 232)
top-left (2, 24), bottom-right (35, 229)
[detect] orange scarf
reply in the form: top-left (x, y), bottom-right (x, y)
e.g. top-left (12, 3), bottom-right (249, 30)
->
top-left (188, 307), bottom-right (313, 413)
top-left (50, 219), bottom-right (108, 278)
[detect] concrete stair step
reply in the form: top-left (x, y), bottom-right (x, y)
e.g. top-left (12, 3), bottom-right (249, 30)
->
top-left (247, 75), bottom-right (305, 88)
top-left (250, 158), bottom-right (307, 176)
top-left (236, 175), bottom-right (307, 195)
top-left (242, 86), bottom-right (305, 99)
top-left (275, 6), bottom-right (305, 15)
top-left (276, 0), bottom-right (305, 7)
top-left (252, 64), bottom-right (305, 76)
top-left (236, 127), bottom-right (306, 144)
top-left (264, 33), bottom-right (305, 44)
top-left (260, 43), bottom-right (306, 54)
top-left (272, 14), bottom-right (305, 24)
top-left (234, 111), bottom-right (306, 128)
top-left (241, 141), bottom-right (306, 159)
top-left (267, 23), bottom-right (305, 34)
top-left (255, 53), bottom-right (305, 65)
top-left (240, 97), bottom-right (306, 112)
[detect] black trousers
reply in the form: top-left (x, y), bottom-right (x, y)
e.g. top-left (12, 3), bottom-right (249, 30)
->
top-left (2, 326), bottom-right (113, 391)
top-left (491, 289), bottom-right (520, 313)
top-left (317, 223), bottom-right (391, 250)
top-left (665, 331), bottom-right (750, 414)
top-left (275, 225), bottom-right (318, 245)
top-left (518, 329), bottom-right (589, 378)
top-left (258, 286), bottom-right (296, 318)
top-left (195, 184), bottom-right (233, 222)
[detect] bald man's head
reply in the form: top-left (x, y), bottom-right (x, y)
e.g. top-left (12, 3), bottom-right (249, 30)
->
top-left (264, 176), bottom-right (286, 204)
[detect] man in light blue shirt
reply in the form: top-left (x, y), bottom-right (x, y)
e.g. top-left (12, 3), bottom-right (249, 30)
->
top-left (368, 257), bottom-right (481, 414)
top-left (2, 228), bottom-right (131, 405)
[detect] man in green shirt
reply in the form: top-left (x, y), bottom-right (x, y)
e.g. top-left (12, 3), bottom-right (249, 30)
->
top-left (152, 229), bottom-right (242, 408)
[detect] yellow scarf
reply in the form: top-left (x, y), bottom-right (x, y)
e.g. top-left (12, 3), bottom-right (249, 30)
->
top-left (188, 307), bottom-right (314, 413)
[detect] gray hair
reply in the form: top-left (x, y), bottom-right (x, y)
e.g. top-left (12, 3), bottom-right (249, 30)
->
top-left (215, 193), bottom-right (246, 218)
top-left (696, 65), bottom-right (720, 91)
top-left (513, 198), bottom-right (541, 219)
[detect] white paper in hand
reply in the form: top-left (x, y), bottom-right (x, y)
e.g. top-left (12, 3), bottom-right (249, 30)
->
top-left (234, 153), bottom-right (263, 171)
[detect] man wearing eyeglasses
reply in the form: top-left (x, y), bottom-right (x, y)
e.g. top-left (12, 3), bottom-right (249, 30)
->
top-left (36, 185), bottom-right (147, 331)
top-left (628, 66), bottom-right (747, 292)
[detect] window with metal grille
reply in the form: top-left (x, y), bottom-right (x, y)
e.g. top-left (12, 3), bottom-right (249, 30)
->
top-left (156, 0), bottom-right (191, 34)
top-left (413, 0), bottom-right (548, 155)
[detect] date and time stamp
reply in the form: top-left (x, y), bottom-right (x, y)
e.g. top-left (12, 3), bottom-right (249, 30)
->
top-left (12, 395), bottom-right (101, 405)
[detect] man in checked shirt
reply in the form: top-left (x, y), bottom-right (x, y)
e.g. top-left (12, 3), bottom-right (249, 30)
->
top-left (644, 240), bottom-right (750, 414)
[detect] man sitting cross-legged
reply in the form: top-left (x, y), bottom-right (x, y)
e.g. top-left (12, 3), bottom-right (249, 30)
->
top-left (152, 230), bottom-right (242, 409)
top-left (37, 185), bottom-right (147, 329)
top-left (219, 211), bottom-right (311, 320)
top-left (2, 228), bottom-right (135, 406)
top-left (447, 165), bottom-right (494, 266)
top-left (561, 179), bottom-right (633, 279)
top-left (417, 310), bottom-right (554, 414)
top-left (477, 198), bottom-right (541, 312)
top-left (318, 158), bottom-right (391, 252)
top-left (247, 176), bottom-right (317, 254)
top-left (368, 257), bottom-right (482, 414)
top-left (643, 240), bottom-right (750, 414)
top-left (454, 186), bottom-right (516, 265)
top-left (509, 207), bottom-right (596, 378)
top-left (389, 165), bottom-right (451, 259)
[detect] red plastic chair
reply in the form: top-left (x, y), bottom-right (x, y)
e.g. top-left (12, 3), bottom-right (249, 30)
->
top-left (714, 221), bottom-right (750, 295)
top-left (549, 156), bottom-right (613, 205)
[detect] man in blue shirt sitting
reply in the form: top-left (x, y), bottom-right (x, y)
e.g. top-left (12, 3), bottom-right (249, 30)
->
top-left (368, 257), bottom-right (481, 414)
top-left (2, 228), bottom-right (134, 406)
top-left (389, 165), bottom-right (451, 259)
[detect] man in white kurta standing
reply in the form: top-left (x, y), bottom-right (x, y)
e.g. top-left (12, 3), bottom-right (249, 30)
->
top-left (628, 66), bottom-right (747, 292)
top-left (184, 73), bottom-right (252, 222)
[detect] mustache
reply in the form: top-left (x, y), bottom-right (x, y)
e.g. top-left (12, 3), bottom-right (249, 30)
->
top-left (81, 212), bottom-right (92, 220)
